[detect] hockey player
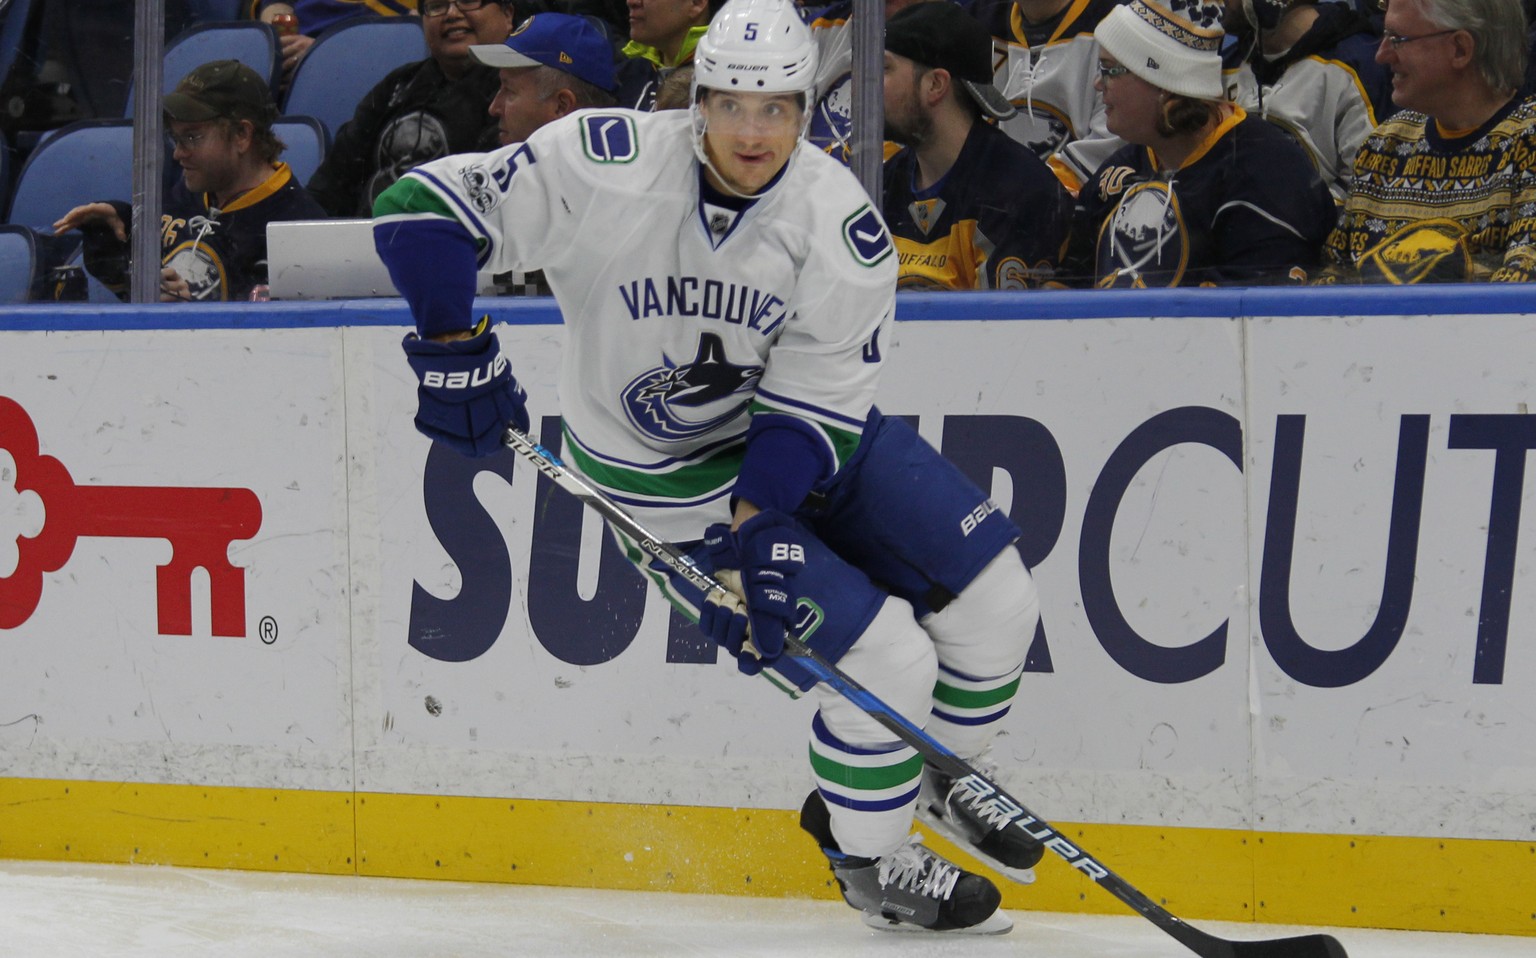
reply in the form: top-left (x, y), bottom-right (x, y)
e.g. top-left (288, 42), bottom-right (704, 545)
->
top-left (1064, 0), bottom-right (1335, 286)
top-left (373, 0), bottom-right (1043, 933)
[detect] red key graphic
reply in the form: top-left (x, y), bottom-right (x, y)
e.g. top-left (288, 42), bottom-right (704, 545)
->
top-left (1, 396), bottom-right (262, 636)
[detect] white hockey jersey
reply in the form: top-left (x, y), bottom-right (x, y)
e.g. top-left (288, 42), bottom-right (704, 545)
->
top-left (1223, 5), bottom-right (1394, 203)
top-left (374, 109), bottom-right (897, 541)
top-left (966, 0), bottom-right (1129, 193)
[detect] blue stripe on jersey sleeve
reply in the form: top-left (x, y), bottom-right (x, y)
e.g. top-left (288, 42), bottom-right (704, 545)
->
top-left (413, 168), bottom-right (497, 270)
top-left (373, 217), bottom-right (479, 338)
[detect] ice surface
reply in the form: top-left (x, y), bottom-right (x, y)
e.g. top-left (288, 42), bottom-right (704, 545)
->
top-left (1, 859), bottom-right (1531, 958)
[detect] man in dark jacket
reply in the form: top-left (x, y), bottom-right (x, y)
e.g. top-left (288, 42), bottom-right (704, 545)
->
top-left (305, 0), bottom-right (517, 216)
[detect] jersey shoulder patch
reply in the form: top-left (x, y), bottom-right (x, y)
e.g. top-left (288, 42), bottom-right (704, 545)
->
top-left (580, 113), bottom-right (640, 164)
top-left (842, 205), bottom-right (893, 267)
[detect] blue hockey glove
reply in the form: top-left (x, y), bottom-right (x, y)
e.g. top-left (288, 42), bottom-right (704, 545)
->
top-left (698, 511), bottom-right (807, 675)
top-left (402, 317), bottom-right (529, 458)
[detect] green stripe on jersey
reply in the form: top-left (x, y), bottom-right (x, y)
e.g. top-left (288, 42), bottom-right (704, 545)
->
top-left (562, 429), bottom-right (745, 502)
top-left (372, 176), bottom-right (457, 219)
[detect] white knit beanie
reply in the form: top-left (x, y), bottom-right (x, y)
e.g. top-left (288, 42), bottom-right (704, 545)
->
top-left (1095, 0), bottom-right (1226, 100)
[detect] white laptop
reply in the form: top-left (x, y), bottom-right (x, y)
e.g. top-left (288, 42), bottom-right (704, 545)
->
top-left (266, 219), bottom-right (508, 300)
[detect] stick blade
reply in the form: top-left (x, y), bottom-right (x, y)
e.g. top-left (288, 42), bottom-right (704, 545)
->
top-left (1230, 933), bottom-right (1349, 958)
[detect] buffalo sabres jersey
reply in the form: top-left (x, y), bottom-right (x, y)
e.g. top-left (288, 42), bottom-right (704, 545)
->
top-left (1319, 95), bottom-right (1536, 284)
top-left (1224, 3), bottom-right (1395, 203)
top-left (1068, 107), bottom-right (1335, 287)
top-left (883, 119), bottom-right (1071, 289)
top-left (804, 0), bottom-right (904, 166)
top-left (83, 162), bottom-right (324, 301)
top-left (374, 109), bottom-right (896, 541)
top-left (964, 0), bottom-right (1128, 193)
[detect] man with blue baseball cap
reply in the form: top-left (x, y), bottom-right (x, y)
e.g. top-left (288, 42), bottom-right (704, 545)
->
top-left (471, 13), bottom-right (620, 146)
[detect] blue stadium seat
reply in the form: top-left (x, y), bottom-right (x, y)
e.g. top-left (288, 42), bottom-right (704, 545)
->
top-left (273, 115), bottom-right (329, 187)
top-left (5, 120), bottom-right (138, 231)
top-left (0, 224), bottom-right (39, 302)
top-left (126, 21), bottom-right (282, 116)
top-left (282, 16), bottom-right (427, 141)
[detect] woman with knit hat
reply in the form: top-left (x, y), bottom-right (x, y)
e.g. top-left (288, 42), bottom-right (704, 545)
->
top-left (1063, 0), bottom-right (1335, 287)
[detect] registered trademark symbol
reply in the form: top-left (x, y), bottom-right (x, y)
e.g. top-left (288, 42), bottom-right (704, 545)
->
top-left (258, 616), bottom-right (278, 645)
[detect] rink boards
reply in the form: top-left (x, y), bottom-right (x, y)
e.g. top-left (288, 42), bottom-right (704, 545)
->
top-left (0, 287), bottom-right (1532, 937)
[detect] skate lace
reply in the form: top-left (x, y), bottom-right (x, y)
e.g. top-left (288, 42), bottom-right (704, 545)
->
top-left (878, 836), bottom-right (961, 901)
top-left (939, 759), bottom-right (1012, 826)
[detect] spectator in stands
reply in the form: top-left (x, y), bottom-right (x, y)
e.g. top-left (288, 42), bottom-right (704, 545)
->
top-left (51, 60), bottom-right (325, 302)
top-left (880, 1), bottom-right (1071, 289)
top-left (472, 15), bottom-right (620, 294)
top-left (965, 0), bottom-right (1130, 195)
top-left (1321, 0), bottom-right (1534, 284)
top-left (1064, 0), bottom-right (1334, 287)
top-left (251, 0), bottom-right (420, 87)
top-left (623, 0), bottom-right (721, 71)
top-left (472, 12), bottom-right (620, 145)
top-left (1223, 0), bottom-right (1395, 203)
top-left (803, 0), bottom-right (924, 165)
top-left (306, 0), bottom-right (516, 216)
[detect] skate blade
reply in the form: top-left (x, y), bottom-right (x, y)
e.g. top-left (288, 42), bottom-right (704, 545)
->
top-left (915, 807), bottom-right (1038, 885)
top-left (861, 909), bottom-right (1014, 935)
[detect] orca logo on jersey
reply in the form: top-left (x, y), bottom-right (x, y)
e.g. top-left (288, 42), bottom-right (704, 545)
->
top-left (843, 206), bottom-right (892, 268)
top-left (620, 332), bottom-right (762, 443)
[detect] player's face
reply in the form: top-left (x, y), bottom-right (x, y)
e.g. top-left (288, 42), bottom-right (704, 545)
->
top-left (882, 52), bottom-right (934, 147)
top-left (1375, 0), bottom-right (1460, 116)
top-left (169, 119), bottom-right (245, 196)
top-left (700, 90), bottom-right (804, 195)
top-left (1095, 55), bottom-right (1162, 146)
top-left (491, 67), bottom-right (565, 146)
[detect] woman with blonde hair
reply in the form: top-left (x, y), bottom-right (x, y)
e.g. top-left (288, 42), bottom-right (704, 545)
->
top-left (1065, 0), bottom-right (1335, 287)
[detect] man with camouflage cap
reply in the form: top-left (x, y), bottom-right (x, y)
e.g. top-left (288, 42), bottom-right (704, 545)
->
top-left (54, 59), bottom-right (325, 301)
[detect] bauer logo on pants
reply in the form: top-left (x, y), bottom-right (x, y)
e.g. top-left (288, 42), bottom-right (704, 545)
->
top-left (0, 396), bottom-right (263, 637)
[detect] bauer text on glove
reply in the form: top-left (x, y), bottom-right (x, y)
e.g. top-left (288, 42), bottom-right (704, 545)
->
top-left (402, 318), bottom-right (530, 457)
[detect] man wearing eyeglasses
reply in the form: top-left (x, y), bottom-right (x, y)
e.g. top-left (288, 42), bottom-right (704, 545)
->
top-left (1318, 0), bottom-right (1536, 284)
top-left (51, 60), bottom-right (325, 302)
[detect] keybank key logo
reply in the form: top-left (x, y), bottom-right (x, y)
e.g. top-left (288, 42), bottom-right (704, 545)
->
top-left (0, 396), bottom-right (262, 636)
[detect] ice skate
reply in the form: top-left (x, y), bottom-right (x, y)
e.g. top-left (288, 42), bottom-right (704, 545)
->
top-left (800, 791), bottom-right (1012, 934)
top-left (918, 763), bottom-right (1044, 883)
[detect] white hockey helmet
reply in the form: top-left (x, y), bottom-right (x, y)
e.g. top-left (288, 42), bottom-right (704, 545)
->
top-left (690, 0), bottom-right (818, 194)
top-left (692, 0), bottom-right (818, 99)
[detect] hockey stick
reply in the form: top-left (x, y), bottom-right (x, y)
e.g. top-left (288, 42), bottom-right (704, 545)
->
top-left (501, 425), bottom-right (1348, 958)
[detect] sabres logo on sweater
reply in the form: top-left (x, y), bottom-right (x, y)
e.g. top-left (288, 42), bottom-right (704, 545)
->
top-left (622, 332), bottom-right (762, 443)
